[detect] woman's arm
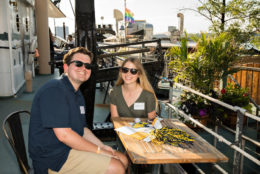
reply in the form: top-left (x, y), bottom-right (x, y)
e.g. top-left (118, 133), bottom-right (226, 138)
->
top-left (146, 91), bottom-right (157, 121)
top-left (110, 104), bottom-right (119, 118)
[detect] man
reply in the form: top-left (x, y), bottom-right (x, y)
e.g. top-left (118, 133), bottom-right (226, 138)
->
top-left (66, 35), bottom-right (75, 49)
top-left (29, 47), bottom-right (128, 174)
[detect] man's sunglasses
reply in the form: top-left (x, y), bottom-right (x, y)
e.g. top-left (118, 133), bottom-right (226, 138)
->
top-left (69, 60), bottom-right (92, 70)
top-left (121, 67), bottom-right (138, 75)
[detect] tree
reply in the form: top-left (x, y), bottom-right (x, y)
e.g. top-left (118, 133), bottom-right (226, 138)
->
top-left (184, 0), bottom-right (260, 43)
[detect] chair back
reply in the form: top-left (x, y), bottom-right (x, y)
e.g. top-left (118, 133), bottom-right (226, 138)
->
top-left (2, 110), bottom-right (31, 174)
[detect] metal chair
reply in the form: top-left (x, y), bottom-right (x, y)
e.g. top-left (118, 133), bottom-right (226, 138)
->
top-left (2, 110), bottom-right (33, 174)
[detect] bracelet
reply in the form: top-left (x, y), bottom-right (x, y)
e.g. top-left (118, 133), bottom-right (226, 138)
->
top-left (96, 146), bottom-right (101, 154)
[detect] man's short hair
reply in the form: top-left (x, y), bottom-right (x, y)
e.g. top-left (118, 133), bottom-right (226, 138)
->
top-left (63, 47), bottom-right (93, 65)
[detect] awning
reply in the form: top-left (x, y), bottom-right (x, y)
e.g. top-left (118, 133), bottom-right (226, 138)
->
top-left (48, 0), bottom-right (66, 18)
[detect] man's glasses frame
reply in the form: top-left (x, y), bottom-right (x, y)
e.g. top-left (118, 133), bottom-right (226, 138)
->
top-left (69, 60), bottom-right (92, 70)
top-left (121, 67), bottom-right (138, 75)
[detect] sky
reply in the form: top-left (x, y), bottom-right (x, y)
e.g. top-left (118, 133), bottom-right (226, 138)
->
top-left (49, 0), bottom-right (211, 35)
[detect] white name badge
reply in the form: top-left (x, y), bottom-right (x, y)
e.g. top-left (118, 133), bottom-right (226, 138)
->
top-left (134, 102), bottom-right (145, 110)
top-left (80, 106), bottom-right (85, 114)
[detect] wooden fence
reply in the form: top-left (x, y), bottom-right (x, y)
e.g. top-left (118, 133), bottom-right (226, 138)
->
top-left (227, 63), bottom-right (260, 105)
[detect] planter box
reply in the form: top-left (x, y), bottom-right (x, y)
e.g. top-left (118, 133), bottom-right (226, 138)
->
top-left (186, 115), bottom-right (209, 129)
top-left (223, 112), bottom-right (247, 128)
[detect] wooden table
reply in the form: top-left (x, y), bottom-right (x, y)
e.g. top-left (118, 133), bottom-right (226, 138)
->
top-left (112, 117), bottom-right (228, 164)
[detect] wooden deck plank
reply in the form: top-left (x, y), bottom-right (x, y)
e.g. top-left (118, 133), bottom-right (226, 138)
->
top-left (112, 117), bottom-right (228, 164)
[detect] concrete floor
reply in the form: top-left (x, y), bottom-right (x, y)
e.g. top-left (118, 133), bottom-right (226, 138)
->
top-left (0, 70), bottom-right (58, 174)
top-left (0, 69), bottom-right (111, 174)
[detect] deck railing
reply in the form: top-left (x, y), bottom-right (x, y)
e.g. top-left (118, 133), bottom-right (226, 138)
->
top-left (162, 83), bottom-right (260, 174)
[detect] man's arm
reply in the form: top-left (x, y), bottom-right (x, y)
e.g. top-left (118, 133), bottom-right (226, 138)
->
top-left (83, 128), bottom-right (115, 154)
top-left (83, 127), bottom-right (103, 146)
top-left (53, 128), bottom-right (114, 157)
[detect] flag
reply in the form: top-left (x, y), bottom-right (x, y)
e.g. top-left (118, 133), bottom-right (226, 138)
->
top-left (125, 8), bottom-right (135, 24)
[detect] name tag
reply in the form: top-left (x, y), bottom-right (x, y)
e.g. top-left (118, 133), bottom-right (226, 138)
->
top-left (134, 102), bottom-right (145, 110)
top-left (80, 106), bottom-right (85, 114)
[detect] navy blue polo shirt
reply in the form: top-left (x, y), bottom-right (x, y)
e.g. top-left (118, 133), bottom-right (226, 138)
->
top-left (29, 75), bottom-right (87, 174)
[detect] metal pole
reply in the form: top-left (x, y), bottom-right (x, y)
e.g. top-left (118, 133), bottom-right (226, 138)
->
top-left (166, 103), bottom-right (260, 166)
top-left (69, 0), bottom-right (75, 17)
top-left (97, 48), bottom-right (150, 58)
top-left (124, 0), bottom-right (127, 41)
top-left (174, 83), bottom-right (260, 122)
top-left (142, 43), bottom-right (145, 59)
top-left (168, 81), bottom-right (173, 119)
top-left (213, 164), bottom-right (228, 174)
top-left (233, 109), bottom-right (245, 174)
top-left (54, 19), bottom-right (56, 36)
top-left (63, 22), bottom-right (66, 39)
top-left (240, 139), bottom-right (245, 173)
top-left (192, 163), bottom-right (206, 174)
top-left (214, 125), bottom-right (218, 147)
top-left (98, 39), bottom-right (161, 49)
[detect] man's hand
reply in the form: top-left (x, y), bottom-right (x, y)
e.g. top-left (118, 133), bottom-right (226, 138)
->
top-left (102, 145), bottom-right (115, 156)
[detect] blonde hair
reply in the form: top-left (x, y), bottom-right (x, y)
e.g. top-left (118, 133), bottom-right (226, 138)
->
top-left (116, 58), bottom-right (158, 107)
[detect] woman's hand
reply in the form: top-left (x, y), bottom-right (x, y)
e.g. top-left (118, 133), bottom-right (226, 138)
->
top-left (148, 110), bottom-right (156, 121)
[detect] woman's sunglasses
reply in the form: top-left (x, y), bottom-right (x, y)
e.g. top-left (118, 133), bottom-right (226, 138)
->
top-left (121, 67), bottom-right (138, 75)
top-left (69, 60), bottom-right (92, 70)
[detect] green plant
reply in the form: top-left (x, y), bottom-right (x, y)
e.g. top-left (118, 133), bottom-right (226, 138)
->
top-left (166, 32), bottom-right (192, 83)
top-left (179, 92), bottom-right (209, 117)
top-left (191, 32), bottom-right (240, 93)
top-left (167, 32), bottom-right (240, 94)
top-left (176, 91), bottom-right (213, 127)
top-left (220, 83), bottom-right (252, 112)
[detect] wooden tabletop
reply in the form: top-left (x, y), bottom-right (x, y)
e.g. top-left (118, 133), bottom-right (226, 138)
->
top-left (112, 117), bottom-right (228, 164)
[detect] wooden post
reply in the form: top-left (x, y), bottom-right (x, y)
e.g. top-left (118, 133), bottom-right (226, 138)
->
top-left (35, 0), bottom-right (51, 74)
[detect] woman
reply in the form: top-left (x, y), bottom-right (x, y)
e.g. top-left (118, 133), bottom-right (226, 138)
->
top-left (109, 58), bottom-right (157, 121)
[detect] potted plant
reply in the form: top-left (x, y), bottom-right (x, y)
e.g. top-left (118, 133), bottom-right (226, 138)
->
top-left (167, 32), bottom-right (239, 94)
top-left (219, 83), bottom-right (252, 127)
top-left (177, 92), bottom-right (210, 129)
top-left (167, 32), bottom-right (241, 127)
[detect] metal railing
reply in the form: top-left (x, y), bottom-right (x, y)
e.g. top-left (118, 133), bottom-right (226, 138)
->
top-left (163, 82), bottom-right (260, 174)
top-left (228, 74), bottom-right (260, 119)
